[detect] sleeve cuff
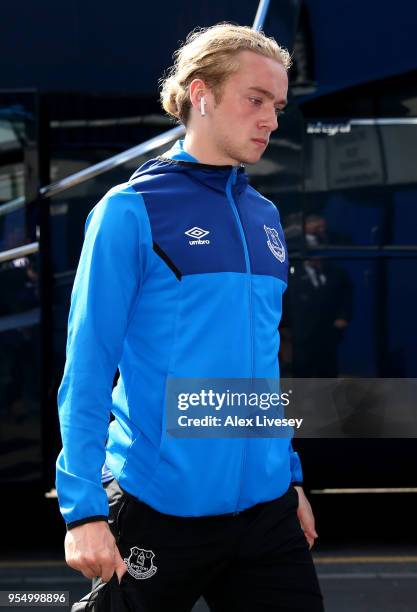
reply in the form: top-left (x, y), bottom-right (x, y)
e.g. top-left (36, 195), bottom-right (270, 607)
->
top-left (291, 481), bottom-right (303, 487)
top-left (66, 515), bottom-right (108, 531)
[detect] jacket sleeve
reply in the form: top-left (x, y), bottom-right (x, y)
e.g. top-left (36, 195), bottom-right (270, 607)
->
top-left (289, 441), bottom-right (303, 486)
top-left (55, 184), bottom-right (146, 528)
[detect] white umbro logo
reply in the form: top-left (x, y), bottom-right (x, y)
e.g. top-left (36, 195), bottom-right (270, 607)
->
top-left (185, 227), bottom-right (210, 239)
top-left (185, 226), bottom-right (210, 245)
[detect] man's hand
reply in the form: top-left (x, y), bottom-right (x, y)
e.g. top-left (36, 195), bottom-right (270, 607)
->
top-left (293, 486), bottom-right (318, 549)
top-left (64, 521), bottom-right (127, 583)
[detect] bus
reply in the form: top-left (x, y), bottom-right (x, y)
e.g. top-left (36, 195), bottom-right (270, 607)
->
top-left (1, 0), bottom-right (416, 543)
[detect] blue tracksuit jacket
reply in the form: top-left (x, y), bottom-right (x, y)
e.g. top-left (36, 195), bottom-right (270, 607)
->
top-left (56, 139), bottom-right (303, 527)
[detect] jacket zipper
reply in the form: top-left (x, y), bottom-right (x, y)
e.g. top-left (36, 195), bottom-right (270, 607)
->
top-left (225, 166), bottom-right (253, 513)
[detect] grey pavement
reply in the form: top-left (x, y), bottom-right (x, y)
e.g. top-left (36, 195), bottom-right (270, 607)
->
top-left (1, 546), bottom-right (417, 612)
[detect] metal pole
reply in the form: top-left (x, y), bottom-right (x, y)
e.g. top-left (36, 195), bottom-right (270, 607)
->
top-left (0, 241), bottom-right (39, 264)
top-left (0, 0), bottom-right (271, 225)
top-left (252, 0), bottom-right (271, 30)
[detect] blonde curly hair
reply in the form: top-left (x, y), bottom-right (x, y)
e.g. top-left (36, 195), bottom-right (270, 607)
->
top-left (160, 23), bottom-right (291, 125)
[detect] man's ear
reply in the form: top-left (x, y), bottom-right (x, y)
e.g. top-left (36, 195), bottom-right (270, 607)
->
top-left (189, 78), bottom-right (208, 113)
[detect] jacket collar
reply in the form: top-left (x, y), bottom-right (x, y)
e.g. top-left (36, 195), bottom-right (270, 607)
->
top-left (163, 139), bottom-right (199, 163)
top-left (131, 139), bottom-right (249, 196)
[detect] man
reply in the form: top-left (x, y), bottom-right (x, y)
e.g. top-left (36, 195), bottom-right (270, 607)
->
top-left (57, 23), bottom-right (324, 611)
top-left (282, 216), bottom-right (353, 378)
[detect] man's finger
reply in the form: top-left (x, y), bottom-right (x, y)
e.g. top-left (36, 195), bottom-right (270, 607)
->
top-left (115, 559), bottom-right (127, 584)
top-left (116, 567), bottom-right (127, 585)
top-left (66, 556), bottom-right (100, 579)
top-left (115, 560), bottom-right (127, 585)
top-left (101, 567), bottom-right (115, 583)
top-left (80, 564), bottom-right (101, 580)
top-left (302, 519), bottom-right (317, 538)
top-left (96, 555), bottom-right (117, 583)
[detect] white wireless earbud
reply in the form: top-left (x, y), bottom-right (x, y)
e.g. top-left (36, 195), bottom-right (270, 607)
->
top-left (200, 96), bottom-right (206, 116)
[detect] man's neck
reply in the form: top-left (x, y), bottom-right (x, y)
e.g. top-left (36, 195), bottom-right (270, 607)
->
top-left (183, 131), bottom-right (240, 167)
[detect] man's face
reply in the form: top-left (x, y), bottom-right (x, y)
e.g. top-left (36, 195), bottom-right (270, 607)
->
top-left (207, 50), bottom-right (288, 165)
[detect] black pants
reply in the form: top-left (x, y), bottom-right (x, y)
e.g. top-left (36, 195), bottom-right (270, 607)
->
top-left (101, 479), bottom-right (324, 612)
